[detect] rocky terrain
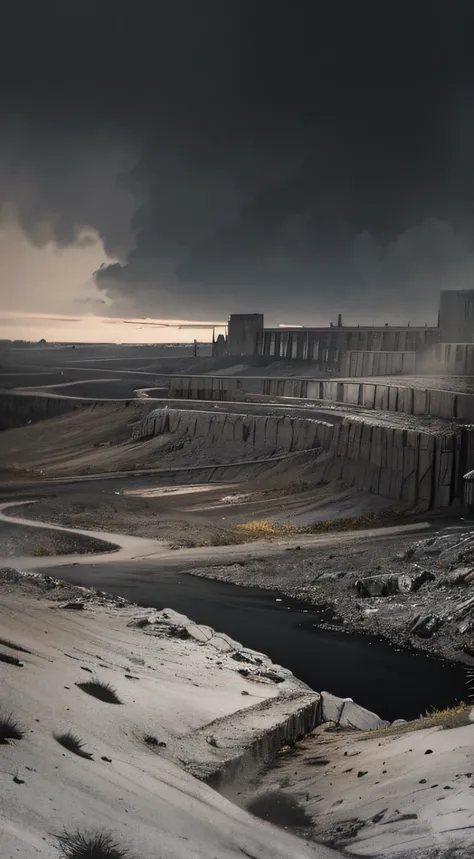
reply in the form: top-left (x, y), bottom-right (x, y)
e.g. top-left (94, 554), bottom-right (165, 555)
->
top-left (189, 526), bottom-right (474, 665)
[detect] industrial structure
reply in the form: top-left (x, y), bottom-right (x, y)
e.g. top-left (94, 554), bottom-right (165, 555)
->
top-left (223, 290), bottom-right (474, 376)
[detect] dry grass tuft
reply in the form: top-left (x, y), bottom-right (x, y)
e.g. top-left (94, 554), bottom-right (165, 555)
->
top-left (55, 829), bottom-right (132, 859)
top-left (0, 711), bottom-right (24, 744)
top-left (54, 731), bottom-right (93, 759)
top-left (32, 545), bottom-right (52, 557)
top-left (364, 703), bottom-right (470, 739)
top-left (208, 510), bottom-right (404, 546)
top-left (75, 677), bottom-right (122, 705)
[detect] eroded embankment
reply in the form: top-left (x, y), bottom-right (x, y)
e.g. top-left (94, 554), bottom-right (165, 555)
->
top-left (135, 407), bottom-right (465, 509)
top-left (0, 567), bottom-right (340, 859)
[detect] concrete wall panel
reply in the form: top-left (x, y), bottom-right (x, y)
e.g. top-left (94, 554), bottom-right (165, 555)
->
top-left (362, 384), bottom-right (376, 409)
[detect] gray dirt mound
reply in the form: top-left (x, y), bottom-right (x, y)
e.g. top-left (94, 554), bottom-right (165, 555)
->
top-left (0, 521), bottom-right (116, 558)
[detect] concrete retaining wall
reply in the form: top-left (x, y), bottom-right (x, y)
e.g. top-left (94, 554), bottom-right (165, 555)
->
top-left (342, 351), bottom-right (416, 377)
top-left (168, 374), bottom-right (474, 422)
top-left (135, 408), bottom-right (468, 510)
top-left (315, 418), bottom-right (465, 509)
top-left (133, 407), bottom-right (335, 456)
top-left (416, 342), bottom-right (474, 376)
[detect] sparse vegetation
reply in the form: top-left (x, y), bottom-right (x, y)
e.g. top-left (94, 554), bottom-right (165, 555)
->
top-left (32, 545), bottom-right (52, 557)
top-left (55, 829), bottom-right (132, 859)
top-left (364, 703), bottom-right (470, 739)
top-left (54, 731), bottom-right (93, 759)
top-left (0, 652), bottom-right (23, 667)
top-left (208, 510), bottom-right (405, 546)
top-left (75, 678), bottom-right (122, 705)
top-left (0, 711), bottom-right (24, 744)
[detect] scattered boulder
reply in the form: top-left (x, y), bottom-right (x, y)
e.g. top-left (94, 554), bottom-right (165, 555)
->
top-left (167, 625), bottom-right (191, 640)
top-left (356, 568), bottom-right (434, 598)
top-left (411, 614), bottom-right (442, 639)
top-left (400, 568), bottom-right (435, 592)
top-left (355, 575), bottom-right (399, 598)
top-left (391, 719), bottom-right (407, 728)
top-left (338, 700), bottom-right (390, 731)
top-left (320, 692), bottom-right (388, 731)
top-left (320, 692), bottom-right (349, 724)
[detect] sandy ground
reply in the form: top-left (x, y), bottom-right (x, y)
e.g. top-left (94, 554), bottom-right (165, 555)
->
top-left (239, 718), bottom-right (474, 857)
top-left (0, 570), bottom-right (336, 859)
top-left (0, 403), bottom-right (176, 477)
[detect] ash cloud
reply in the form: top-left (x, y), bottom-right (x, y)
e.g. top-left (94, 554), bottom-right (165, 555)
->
top-left (1, 1), bottom-right (474, 322)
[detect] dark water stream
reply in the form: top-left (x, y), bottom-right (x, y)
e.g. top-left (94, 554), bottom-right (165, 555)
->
top-left (51, 558), bottom-right (469, 722)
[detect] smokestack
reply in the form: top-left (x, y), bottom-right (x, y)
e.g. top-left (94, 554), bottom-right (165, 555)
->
top-left (337, 313), bottom-right (342, 327)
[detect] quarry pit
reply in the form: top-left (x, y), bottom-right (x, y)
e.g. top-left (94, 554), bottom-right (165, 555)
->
top-left (2, 342), bottom-right (474, 859)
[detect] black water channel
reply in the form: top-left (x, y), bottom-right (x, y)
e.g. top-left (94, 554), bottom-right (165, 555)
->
top-left (51, 559), bottom-right (469, 722)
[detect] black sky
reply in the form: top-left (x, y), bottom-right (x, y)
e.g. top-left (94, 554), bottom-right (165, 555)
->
top-left (1, 1), bottom-right (474, 323)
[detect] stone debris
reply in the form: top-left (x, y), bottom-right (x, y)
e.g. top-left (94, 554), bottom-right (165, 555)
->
top-left (127, 608), bottom-right (294, 685)
top-left (320, 692), bottom-right (389, 731)
top-left (411, 614), bottom-right (443, 639)
top-left (356, 567), bottom-right (435, 598)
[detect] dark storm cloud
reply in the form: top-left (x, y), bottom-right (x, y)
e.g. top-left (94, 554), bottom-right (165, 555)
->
top-left (1, 1), bottom-right (474, 321)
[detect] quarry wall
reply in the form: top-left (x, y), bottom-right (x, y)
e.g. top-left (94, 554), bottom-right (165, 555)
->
top-left (416, 342), bottom-right (474, 376)
top-left (135, 407), bottom-right (467, 510)
top-left (1, 388), bottom-right (468, 511)
top-left (342, 351), bottom-right (416, 377)
top-left (133, 407), bottom-right (335, 456)
top-left (168, 374), bottom-right (474, 422)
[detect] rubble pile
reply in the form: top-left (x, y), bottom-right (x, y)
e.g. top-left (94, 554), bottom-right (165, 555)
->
top-left (352, 529), bottom-right (474, 657)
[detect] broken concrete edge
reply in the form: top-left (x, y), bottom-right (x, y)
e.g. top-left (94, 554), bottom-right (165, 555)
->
top-left (197, 693), bottom-right (320, 791)
top-left (320, 691), bottom-right (391, 731)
